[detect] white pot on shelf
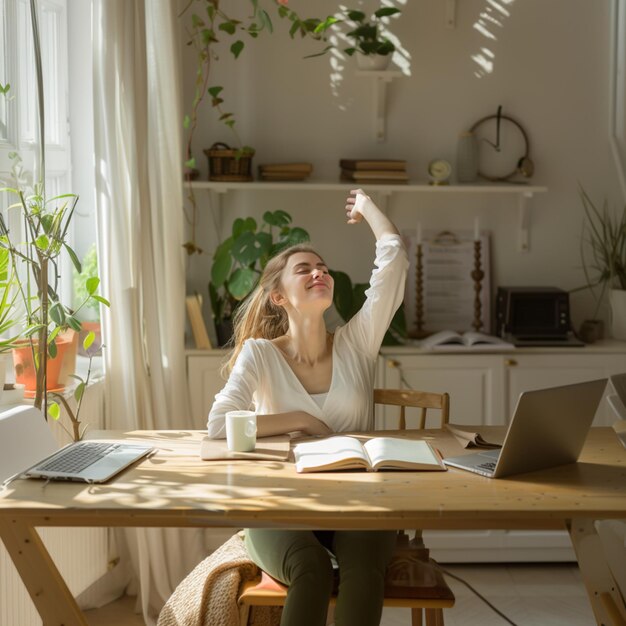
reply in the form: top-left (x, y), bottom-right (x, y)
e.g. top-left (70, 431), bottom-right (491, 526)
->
top-left (610, 288), bottom-right (626, 339)
top-left (356, 54), bottom-right (391, 71)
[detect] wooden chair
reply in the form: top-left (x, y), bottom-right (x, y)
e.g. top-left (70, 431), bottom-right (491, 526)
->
top-left (238, 389), bottom-right (454, 626)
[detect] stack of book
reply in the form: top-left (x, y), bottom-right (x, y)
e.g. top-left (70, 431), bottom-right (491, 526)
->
top-left (340, 159), bottom-right (409, 184)
top-left (258, 162), bottom-right (313, 181)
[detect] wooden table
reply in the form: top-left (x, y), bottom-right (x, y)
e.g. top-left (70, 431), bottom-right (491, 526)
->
top-left (0, 427), bottom-right (625, 626)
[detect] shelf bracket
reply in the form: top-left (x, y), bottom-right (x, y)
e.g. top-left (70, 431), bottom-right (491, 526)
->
top-left (518, 191), bottom-right (533, 253)
top-left (445, 0), bottom-right (457, 28)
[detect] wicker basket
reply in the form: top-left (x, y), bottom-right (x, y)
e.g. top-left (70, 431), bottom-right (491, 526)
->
top-left (204, 143), bottom-right (255, 181)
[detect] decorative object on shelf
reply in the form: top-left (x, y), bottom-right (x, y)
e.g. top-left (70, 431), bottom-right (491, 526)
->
top-left (404, 229), bottom-right (491, 336)
top-left (258, 162), bottom-right (313, 182)
top-left (204, 142), bottom-right (255, 182)
top-left (576, 187), bottom-right (626, 339)
top-left (334, 7), bottom-right (402, 70)
top-left (180, 1), bottom-right (332, 254)
top-left (209, 211), bottom-right (310, 346)
top-left (456, 131), bottom-right (479, 183)
top-left (471, 233), bottom-right (485, 332)
top-left (427, 159), bottom-right (452, 186)
top-left (340, 158), bottom-right (408, 184)
top-left (469, 105), bottom-right (535, 182)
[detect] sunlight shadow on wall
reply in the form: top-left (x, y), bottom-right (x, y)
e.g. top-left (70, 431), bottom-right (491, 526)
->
top-left (471, 0), bottom-right (516, 78)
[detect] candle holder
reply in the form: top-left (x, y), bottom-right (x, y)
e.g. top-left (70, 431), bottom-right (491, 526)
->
top-left (471, 240), bottom-right (484, 332)
top-left (414, 243), bottom-right (427, 338)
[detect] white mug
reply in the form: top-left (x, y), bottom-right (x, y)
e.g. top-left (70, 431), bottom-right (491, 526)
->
top-left (225, 410), bottom-right (257, 452)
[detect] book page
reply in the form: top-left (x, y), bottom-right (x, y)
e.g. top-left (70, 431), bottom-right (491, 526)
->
top-left (419, 330), bottom-right (464, 349)
top-left (363, 438), bottom-right (446, 471)
top-left (293, 436), bottom-right (369, 473)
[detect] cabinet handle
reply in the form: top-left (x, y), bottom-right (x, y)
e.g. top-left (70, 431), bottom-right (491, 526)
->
top-left (505, 359), bottom-right (518, 367)
top-left (387, 359), bottom-right (400, 369)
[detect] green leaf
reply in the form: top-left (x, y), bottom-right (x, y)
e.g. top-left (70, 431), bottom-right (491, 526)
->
top-left (183, 114), bottom-right (191, 129)
top-left (48, 326), bottom-right (62, 344)
top-left (230, 40), bottom-right (244, 59)
top-left (259, 10), bottom-right (273, 33)
top-left (83, 330), bottom-right (95, 351)
top-left (67, 316), bottom-right (82, 331)
top-left (254, 231), bottom-right (272, 257)
top-left (283, 226), bottom-right (310, 246)
top-left (208, 86), bottom-right (223, 98)
top-left (314, 16), bottom-right (340, 34)
top-left (63, 243), bottom-right (82, 273)
top-left (218, 21), bottom-right (236, 35)
top-left (263, 210), bottom-right (291, 228)
top-left (92, 295), bottom-right (110, 307)
top-left (35, 234), bottom-right (49, 250)
top-left (86, 276), bottom-right (100, 295)
top-left (41, 214), bottom-right (54, 234)
top-left (48, 402), bottom-right (60, 421)
top-left (242, 217), bottom-right (257, 232)
top-left (232, 218), bottom-right (245, 239)
top-left (211, 248), bottom-right (233, 286)
top-left (231, 231), bottom-right (263, 266)
top-left (74, 381), bottom-right (86, 404)
top-left (184, 157), bottom-right (196, 169)
top-left (374, 7), bottom-right (401, 18)
top-left (191, 13), bottom-right (204, 28)
top-left (343, 47), bottom-right (357, 56)
top-left (49, 340), bottom-right (57, 359)
top-left (346, 10), bottom-right (366, 22)
top-left (49, 302), bottom-right (66, 325)
top-left (227, 267), bottom-right (259, 300)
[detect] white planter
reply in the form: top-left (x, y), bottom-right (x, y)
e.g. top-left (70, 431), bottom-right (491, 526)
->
top-left (356, 54), bottom-right (391, 71)
top-left (610, 289), bottom-right (626, 339)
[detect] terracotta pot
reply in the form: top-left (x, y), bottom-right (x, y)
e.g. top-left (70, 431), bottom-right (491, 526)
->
top-left (12, 335), bottom-right (72, 393)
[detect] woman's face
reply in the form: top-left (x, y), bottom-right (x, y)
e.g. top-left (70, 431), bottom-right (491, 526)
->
top-left (272, 251), bottom-right (334, 314)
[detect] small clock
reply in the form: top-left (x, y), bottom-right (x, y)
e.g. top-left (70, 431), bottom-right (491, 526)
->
top-left (469, 106), bottom-right (534, 182)
top-left (428, 159), bottom-right (452, 186)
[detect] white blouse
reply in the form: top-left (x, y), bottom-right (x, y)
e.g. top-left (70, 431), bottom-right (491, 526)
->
top-left (207, 234), bottom-right (409, 438)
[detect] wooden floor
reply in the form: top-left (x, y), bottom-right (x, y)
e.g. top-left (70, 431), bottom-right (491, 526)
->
top-left (85, 563), bottom-right (595, 626)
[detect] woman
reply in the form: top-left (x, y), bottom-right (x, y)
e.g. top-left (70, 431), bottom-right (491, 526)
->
top-left (207, 189), bottom-right (408, 626)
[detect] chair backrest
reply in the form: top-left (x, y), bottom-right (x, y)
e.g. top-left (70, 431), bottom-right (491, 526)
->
top-left (373, 389), bottom-right (450, 430)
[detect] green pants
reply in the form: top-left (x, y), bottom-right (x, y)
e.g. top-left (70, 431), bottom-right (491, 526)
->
top-left (244, 529), bottom-right (396, 626)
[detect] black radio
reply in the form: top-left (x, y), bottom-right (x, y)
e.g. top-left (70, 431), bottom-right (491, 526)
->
top-left (495, 287), bottom-right (583, 346)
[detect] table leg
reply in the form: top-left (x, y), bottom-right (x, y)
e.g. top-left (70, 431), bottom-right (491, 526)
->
top-left (567, 518), bottom-right (626, 626)
top-left (0, 517), bottom-right (88, 626)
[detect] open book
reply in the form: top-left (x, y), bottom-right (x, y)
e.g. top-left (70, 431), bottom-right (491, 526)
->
top-left (419, 330), bottom-right (514, 351)
top-left (293, 436), bottom-right (446, 473)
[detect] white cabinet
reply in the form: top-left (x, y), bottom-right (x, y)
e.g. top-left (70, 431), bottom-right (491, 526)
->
top-left (186, 351), bottom-right (228, 428)
top-left (377, 341), bottom-right (626, 562)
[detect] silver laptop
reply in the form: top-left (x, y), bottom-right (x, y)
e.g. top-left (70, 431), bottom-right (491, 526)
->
top-left (0, 405), bottom-right (153, 484)
top-left (444, 379), bottom-right (607, 478)
top-left (607, 373), bottom-right (626, 448)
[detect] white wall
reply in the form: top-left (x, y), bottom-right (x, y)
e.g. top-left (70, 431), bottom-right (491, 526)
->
top-left (182, 0), bottom-right (623, 334)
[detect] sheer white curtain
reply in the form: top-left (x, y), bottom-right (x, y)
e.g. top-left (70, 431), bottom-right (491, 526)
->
top-left (92, 1), bottom-right (204, 622)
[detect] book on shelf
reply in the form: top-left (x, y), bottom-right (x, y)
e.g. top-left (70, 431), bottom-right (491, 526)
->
top-left (340, 169), bottom-right (409, 181)
top-left (445, 424), bottom-right (502, 449)
top-left (340, 159), bottom-right (407, 171)
top-left (293, 435), bottom-right (446, 473)
top-left (259, 162), bottom-right (313, 173)
top-left (418, 330), bottom-right (514, 351)
top-left (185, 293), bottom-right (213, 349)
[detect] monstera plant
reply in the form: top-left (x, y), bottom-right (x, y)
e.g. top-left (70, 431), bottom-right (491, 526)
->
top-left (209, 210), bottom-right (309, 345)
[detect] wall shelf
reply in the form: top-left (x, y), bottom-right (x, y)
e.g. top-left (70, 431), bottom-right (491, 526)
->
top-left (189, 180), bottom-right (548, 252)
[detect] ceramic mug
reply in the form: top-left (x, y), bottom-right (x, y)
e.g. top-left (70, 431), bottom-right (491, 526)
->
top-left (225, 410), bottom-right (257, 452)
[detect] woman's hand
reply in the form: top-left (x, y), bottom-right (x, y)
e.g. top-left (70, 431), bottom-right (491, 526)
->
top-left (301, 413), bottom-right (333, 436)
top-left (345, 188), bottom-right (375, 224)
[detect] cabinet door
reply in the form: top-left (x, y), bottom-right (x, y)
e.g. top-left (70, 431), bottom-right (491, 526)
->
top-left (379, 354), bottom-right (505, 427)
top-left (187, 354), bottom-right (228, 428)
top-left (505, 354), bottom-right (626, 425)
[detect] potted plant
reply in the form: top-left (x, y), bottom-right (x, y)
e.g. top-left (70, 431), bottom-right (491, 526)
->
top-left (578, 188), bottom-right (626, 340)
top-left (209, 210), bottom-right (310, 345)
top-left (180, 0), bottom-right (334, 254)
top-left (0, 1), bottom-right (109, 438)
top-left (338, 7), bottom-right (402, 71)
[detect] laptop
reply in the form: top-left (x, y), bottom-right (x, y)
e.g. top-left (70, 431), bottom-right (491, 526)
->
top-left (443, 378), bottom-right (607, 478)
top-left (0, 405), bottom-right (153, 484)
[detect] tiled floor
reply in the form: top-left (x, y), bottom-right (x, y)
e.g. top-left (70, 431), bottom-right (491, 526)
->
top-left (85, 563), bottom-right (596, 626)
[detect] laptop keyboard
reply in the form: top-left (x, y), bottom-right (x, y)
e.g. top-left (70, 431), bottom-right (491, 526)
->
top-left (38, 442), bottom-right (119, 474)
top-left (477, 461), bottom-right (497, 471)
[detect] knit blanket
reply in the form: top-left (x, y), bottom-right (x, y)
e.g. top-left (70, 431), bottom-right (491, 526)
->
top-left (157, 532), bottom-right (281, 626)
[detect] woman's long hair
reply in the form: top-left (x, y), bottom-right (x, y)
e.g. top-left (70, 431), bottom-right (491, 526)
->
top-left (223, 243), bottom-right (326, 375)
